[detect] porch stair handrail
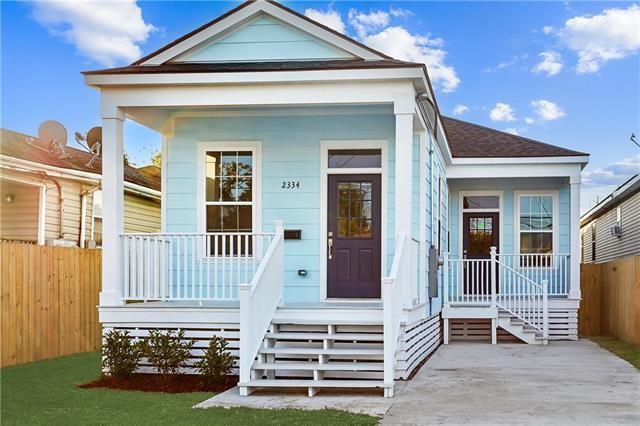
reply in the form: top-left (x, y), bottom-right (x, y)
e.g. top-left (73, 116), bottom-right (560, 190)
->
top-left (495, 254), bottom-right (549, 339)
top-left (238, 221), bottom-right (285, 395)
top-left (382, 233), bottom-right (410, 398)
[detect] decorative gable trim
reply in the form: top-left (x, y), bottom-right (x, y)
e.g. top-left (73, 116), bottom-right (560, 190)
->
top-left (137, 1), bottom-right (389, 66)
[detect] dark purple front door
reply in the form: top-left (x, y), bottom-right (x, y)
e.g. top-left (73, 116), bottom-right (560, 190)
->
top-left (327, 175), bottom-right (382, 298)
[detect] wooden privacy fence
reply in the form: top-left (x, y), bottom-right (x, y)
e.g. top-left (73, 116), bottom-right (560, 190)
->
top-left (1, 242), bottom-right (102, 367)
top-left (579, 255), bottom-right (640, 346)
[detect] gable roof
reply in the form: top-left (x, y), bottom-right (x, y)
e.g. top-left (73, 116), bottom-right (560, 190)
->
top-left (442, 117), bottom-right (588, 158)
top-left (130, 0), bottom-right (392, 66)
top-left (0, 128), bottom-right (161, 192)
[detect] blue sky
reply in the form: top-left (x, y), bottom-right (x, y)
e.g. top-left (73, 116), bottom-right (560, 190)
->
top-left (2, 1), bottom-right (639, 212)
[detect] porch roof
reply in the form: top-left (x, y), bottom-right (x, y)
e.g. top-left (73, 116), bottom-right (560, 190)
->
top-left (442, 116), bottom-right (589, 158)
top-left (82, 59), bottom-right (424, 76)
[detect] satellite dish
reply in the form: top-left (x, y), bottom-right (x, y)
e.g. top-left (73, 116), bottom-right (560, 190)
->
top-left (86, 127), bottom-right (102, 150)
top-left (38, 120), bottom-right (72, 159)
top-left (38, 120), bottom-right (67, 148)
top-left (84, 126), bottom-right (102, 168)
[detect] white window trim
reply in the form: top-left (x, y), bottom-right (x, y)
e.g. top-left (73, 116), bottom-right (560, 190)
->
top-left (196, 141), bottom-right (262, 244)
top-left (514, 190), bottom-right (559, 258)
top-left (319, 140), bottom-right (388, 302)
top-left (457, 190), bottom-right (504, 258)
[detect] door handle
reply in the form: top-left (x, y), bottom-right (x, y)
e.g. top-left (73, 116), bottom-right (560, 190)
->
top-left (328, 238), bottom-right (333, 260)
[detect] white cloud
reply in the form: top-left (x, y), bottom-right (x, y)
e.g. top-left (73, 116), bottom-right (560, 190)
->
top-left (530, 100), bottom-right (566, 121)
top-left (348, 9), bottom-right (390, 38)
top-left (389, 7), bottom-right (414, 19)
top-left (452, 104), bottom-right (469, 116)
top-left (504, 128), bottom-right (520, 135)
top-left (557, 4), bottom-right (640, 73)
top-left (532, 51), bottom-right (563, 76)
top-left (362, 26), bottom-right (460, 92)
top-left (582, 154), bottom-right (640, 186)
top-left (30, 0), bottom-right (155, 66)
top-left (525, 117), bottom-right (535, 124)
top-left (304, 8), bottom-right (346, 34)
top-left (542, 25), bottom-right (554, 35)
top-left (489, 103), bottom-right (516, 122)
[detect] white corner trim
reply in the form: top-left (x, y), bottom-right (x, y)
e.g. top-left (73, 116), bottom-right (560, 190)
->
top-left (195, 141), bottom-right (262, 236)
top-left (161, 135), bottom-right (168, 232)
top-left (319, 139), bottom-right (388, 301)
top-left (513, 190), bottom-right (560, 256)
top-left (457, 190), bottom-right (504, 258)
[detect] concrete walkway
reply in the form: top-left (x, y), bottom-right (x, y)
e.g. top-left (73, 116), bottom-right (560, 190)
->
top-left (383, 340), bottom-right (640, 425)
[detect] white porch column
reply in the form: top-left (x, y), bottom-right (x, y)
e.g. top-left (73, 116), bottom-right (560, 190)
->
top-left (394, 112), bottom-right (413, 238)
top-left (100, 111), bottom-right (125, 306)
top-left (569, 176), bottom-right (581, 299)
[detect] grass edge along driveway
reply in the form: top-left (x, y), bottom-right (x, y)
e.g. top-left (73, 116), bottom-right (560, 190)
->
top-left (1, 352), bottom-right (377, 425)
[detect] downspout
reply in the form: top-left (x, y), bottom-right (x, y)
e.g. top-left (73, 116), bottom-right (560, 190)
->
top-left (79, 184), bottom-right (101, 248)
top-left (38, 172), bottom-right (65, 240)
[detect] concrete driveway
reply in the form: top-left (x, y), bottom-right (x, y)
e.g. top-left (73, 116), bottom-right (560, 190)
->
top-left (383, 340), bottom-right (640, 425)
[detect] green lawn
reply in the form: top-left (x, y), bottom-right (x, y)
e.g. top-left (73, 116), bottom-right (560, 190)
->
top-left (0, 352), bottom-right (377, 425)
top-left (590, 336), bottom-right (640, 370)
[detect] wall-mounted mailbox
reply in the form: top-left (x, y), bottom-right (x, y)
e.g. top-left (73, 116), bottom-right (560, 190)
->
top-left (284, 229), bottom-right (302, 240)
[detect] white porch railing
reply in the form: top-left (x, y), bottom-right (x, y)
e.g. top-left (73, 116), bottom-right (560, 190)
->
top-left (239, 221), bottom-right (284, 394)
top-left (120, 231), bottom-right (275, 302)
top-left (382, 233), bottom-right (414, 398)
top-left (444, 247), bottom-right (552, 338)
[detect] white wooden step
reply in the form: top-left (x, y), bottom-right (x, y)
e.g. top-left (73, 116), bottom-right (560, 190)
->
top-left (270, 318), bottom-right (382, 326)
top-left (259, 347), bottom-right (383, 356)
top-left (252, 362), bottom-right (384, 371)
top-left (264, 332), bottom-right (382, 341)
top-left (239, 379), bottom-right (388, 389)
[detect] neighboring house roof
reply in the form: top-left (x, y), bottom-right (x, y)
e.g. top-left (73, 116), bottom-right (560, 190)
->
top-left (442, 117), bottom-right (588, 158)
top-left (580, 173), bottom-right (640, 226)
top-left (0, 128), bottom-right (161, 192)
top-left (83, 59), bottom-right (423, 75)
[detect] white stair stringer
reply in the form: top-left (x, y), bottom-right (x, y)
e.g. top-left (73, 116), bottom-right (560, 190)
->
top-left (497, 309), bottom-right (547, 345)
top-left (238, 309), bottom-right (392, 397)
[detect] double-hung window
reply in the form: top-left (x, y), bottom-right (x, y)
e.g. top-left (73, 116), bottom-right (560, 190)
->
top-left (203, 147), bottom-right (257, 255)
top-left (517, 193), bottom-right (555, 266)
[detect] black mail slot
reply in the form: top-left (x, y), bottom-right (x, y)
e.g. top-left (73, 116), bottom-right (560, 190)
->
top-left (284, 229), bottom-right (302, 240)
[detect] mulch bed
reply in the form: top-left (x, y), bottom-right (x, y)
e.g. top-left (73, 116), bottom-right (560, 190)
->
top-left (79, 374), bottom-right (238, 393)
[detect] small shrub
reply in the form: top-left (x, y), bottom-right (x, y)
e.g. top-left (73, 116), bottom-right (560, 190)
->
top-left (144, 329), bottom-right (194, 377)
top-left (195, 335), bottom-right (235, 385)
top-left (102, 329), bottom-right (144, 378)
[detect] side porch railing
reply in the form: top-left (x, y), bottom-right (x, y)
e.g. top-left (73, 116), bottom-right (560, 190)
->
top-left (443, 247), bottom-right (562, 338)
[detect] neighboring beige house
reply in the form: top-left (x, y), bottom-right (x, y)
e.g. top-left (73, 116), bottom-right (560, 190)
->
top-left (580, 174), bottom-right (640, 264)
top-left (0, 128), bottom-right (161, 246)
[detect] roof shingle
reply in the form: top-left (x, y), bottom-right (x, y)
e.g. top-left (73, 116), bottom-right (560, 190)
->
top-left (0, 129), bottom-right (161, 191)
top-left (442, 117), bottom-right (588, 158)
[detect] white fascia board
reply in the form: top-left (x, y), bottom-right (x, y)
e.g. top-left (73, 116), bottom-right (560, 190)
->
top-left (0, 155), bottom-right (160, 199)
top-left (100, 80), bottom-right (415, 115)
top-left (447, 161), bottom-right (583, 180)
top-left (451, 155), bottom-right (589, 165)
top-left (84, 67), bottom-right (426, 88)
top-left (140, 1), bottom-right (382, 66)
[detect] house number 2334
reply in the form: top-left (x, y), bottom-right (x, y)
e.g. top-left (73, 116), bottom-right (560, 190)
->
top-left (281, 181), bottom-right (300, 189)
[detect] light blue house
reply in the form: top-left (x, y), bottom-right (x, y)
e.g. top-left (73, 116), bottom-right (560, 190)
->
top-left (85, 0), bottom-right (589, 397)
